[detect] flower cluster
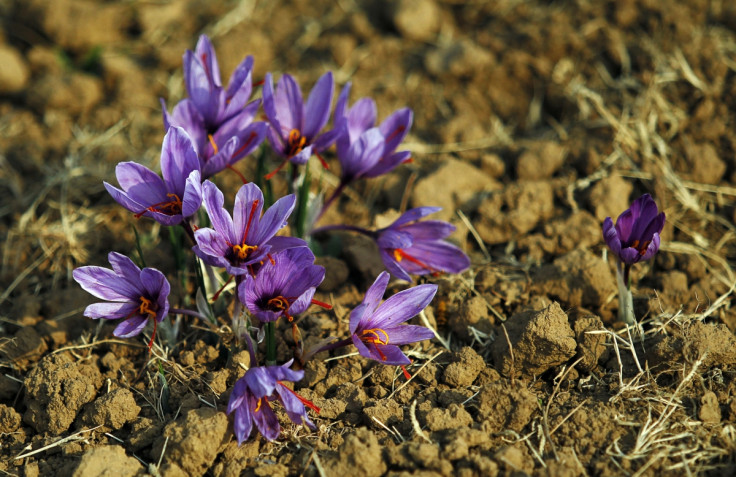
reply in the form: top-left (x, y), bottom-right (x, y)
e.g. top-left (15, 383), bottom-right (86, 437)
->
top-left (73, 35), bottom-right (470, 444)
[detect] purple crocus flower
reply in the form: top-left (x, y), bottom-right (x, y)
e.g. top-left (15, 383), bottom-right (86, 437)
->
top-left (104, 127), bottom-right (203, 226)
top-left (161, 34), bottom-right (267, 178)
top-left (227, 360), bottom-right (318, 443)
top-left (239, 247), bottom-right (326, 323)
top-left (603, 193), bottom-right (666, 265)
top-left (376, 207), bottom-right (470, 282)
top-left (262, 71), bottom-right (339, 178)
top-left (350, 272), bottom-right (436, 366)
top-left (332, 82), bottom-right (413, 184)
top-left (193, 181), bottom-right (305, 276)
top-left (73, 252), bottom-right (170, 339)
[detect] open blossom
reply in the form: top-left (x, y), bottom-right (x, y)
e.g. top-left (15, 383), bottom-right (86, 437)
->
top-left (239, 247), bottom-right (325, 323)
top-left (227, 360), bottom-right (317, 443)
top-left (603, 193), bottom-right (666, 266)
top-left (376, 207), bottom-right (470, 282)
top-left (193, 182), bottom-right (305, 276)
top-left (262, 71), bottom-right (339, 177)
top-left (104, 127), bottom-right (203, 226)
top-left (332, 82), bottom-right (413, 184)
top-left (350, 272), bottom-right (436, 365)
top-left (161, 34), bottom-right (267, 177)
top-left (73, 252), bottom-right (170, 338)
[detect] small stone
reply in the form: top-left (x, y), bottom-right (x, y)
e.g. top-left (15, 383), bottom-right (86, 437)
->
top-left (516, 141), bottom-right (567, 180)
top-left (443, 346), bottom-right (486, 387)
top-left (588, 175), bottom-right (634, 222)
top-left (392, 0), bottom-right (441, 42)
top-left (0, 45), bottom-right (30, 93)
top-left (699, 391), bottom-right (721, 424)
top-left (72, 445), bottom-right (143, 477)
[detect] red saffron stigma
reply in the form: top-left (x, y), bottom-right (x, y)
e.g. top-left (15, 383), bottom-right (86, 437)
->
top-left (243, 199), bottom-right (260, 239)
top-left (310, 298), bottom-right (332, 310)
top-left (315, 151), bottom-right (329, 169)
top-left (211, 275), bottom-right (234, 302)
top-left (265, 157), bottom-right (290, 180)
top-left (226, 164), bottom-right (249, 184)
top-left (385, 125), bottom-right (406, 144)
top-left (232, 132), bottom-right (258, 159)
top-left (278, 382), bottom-right (321, 413)
top-left (400, 365), bottom-right (411, 380)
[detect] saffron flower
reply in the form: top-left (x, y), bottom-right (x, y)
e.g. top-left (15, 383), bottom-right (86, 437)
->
top-left (261, 71), bottom-right (338, 177)
top-left (376, 207), bottom-right (470, 282)
top-left (161, 34), bottom-right (267, 177)
top-left (227, 360), bottom-right (317, 443)
top-left (350, 272), bottom-right (436, 365)
top-left (332, 82), bottom-right (413, 184)
top-left (603, 193), bottom-right (666, 266)
top-left (73, 252), bottom-right (170, 338)
top-left (239, 247), bottom-right (326, 323)
top-left (193, 181), bottom-right (305, 276)
top-left (104, 127), bottom-right (203, 226)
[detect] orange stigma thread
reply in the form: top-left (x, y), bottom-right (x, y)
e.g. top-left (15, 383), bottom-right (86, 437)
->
top-left (630, 239), bottom-right (651, 256)
top-left (231, 200), bottom-right (260, 260)
top-left (384, 125), bottom-right (406, 144)
top-left (393, 249), bottom-right (440, 276)
top-left (208, 134), bottom-right (219, 155)
top-left (267, 295), bottom-right (292, 321)
top-left (278, 382), bottom-right (321, 413)
top-left (361, 328), bottom-right (390, 361)
top-left (134, 193), bottom-right (183, 218)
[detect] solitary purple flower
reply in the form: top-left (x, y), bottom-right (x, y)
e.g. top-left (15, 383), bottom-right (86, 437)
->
top-left (603, 193), bottom-right (666, 266)
top-left (350, 272), bottom-right (436, 365)
top-left (162, 35), bottom-right (267, 177)
top-left (332, 82), bottom-right (413, 184)
top-left (73, 252), bottom-right (170, 339)
top-left (376, 207), bottom-right (470, 282)
top-left (262, 71), bottom-right (338, 178)
top-left (104, 127), bottom-right (203, 226)
top-left (227, 360), bottom-right (318, 443)
top-left (239, 247), bottom-right (327, 323)
top-left (193, 181), bottom-right (305, 276)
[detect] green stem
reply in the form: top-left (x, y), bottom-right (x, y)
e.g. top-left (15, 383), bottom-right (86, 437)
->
top-left (265, 321), bottom-right (277, 365)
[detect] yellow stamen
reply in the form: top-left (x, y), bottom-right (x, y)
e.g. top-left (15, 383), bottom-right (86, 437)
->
top-left (233, 244), bottom-right (258, 260)
top-left (138, 296), bottom-right (157, 319)
top-left (361, 328), bottom-right (390, 345)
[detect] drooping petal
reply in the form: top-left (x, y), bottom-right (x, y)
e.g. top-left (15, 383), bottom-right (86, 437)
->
top-left (277, 384), bottom-right (316, 429)
top-left (266, 236), bottom-right (308, 255)
top-left (302, 71), bottom-right (334, 139)
top-left (243, 366), bottom-right (279, 397)
top-left (252, 399), bottom-right (281, 441)
top-left (288, 287), bottom-right (317, 316)
top-left (232, 401), bottom-right (254, 444)
top-left (202, 136), bottom-right (239, 178)
top-left (362, 149), bottom-right (411, 178)
top-left (113, 315), bottom-right (149, 338)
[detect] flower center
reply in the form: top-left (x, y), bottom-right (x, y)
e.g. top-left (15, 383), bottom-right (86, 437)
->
top-left (138, 296), bottom-right (158, 319)
top-left (630, 239), bottom-right (651, 256)
top-left (134, 193), bottom-right (183, 218)
top-left (360, 328), bottom-right (390, 345)
top-left (287, 129), bottom-right (307, 157)
top-left (267, 295), bottom-right (290, 312)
